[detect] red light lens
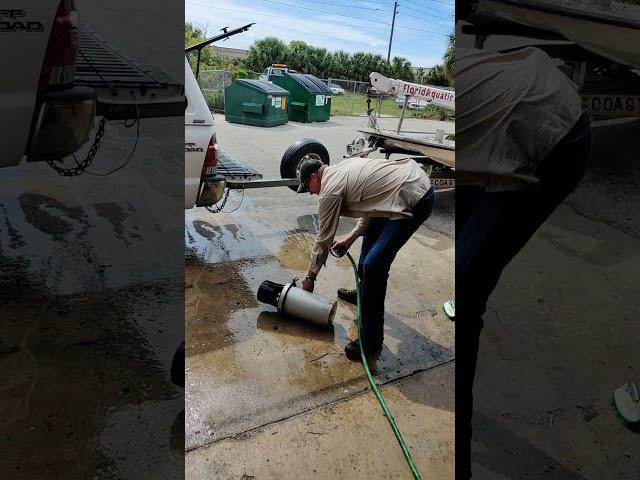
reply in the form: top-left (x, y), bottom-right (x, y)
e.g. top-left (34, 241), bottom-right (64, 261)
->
top-left (201, 136), bottom-right (218, 177)
top-left (40, 0), bottom-right (78, 87)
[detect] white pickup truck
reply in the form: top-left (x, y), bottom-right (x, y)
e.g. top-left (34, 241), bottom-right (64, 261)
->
top-left (1, 0), bottom-right (183, 171)
top-left (184, 58), bottom-right (329, 208)
top-left (184, 57), bottom-right (225, 209)
top-left (259, 63), bottom-right (298, 83)
top-left (1, 1), bottom-right (95, 167)
top-left (186, 54), bottom-right (326, 209)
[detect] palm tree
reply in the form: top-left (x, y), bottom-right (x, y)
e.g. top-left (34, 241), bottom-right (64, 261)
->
top-left (371, 54), bottom-right (386, 76)
top-left (312, 47), bottom-right (328, 77)
top-left (402, 58), bottom-right (415, 81)
top-left (244, 37), bottom-right (287, 72)
top-left (391, 56), bottom-right (414, 81)
top-left (351, 52), bottom-right (368, 82)
top-left (427, 65), bottom-right (448, 87)
top-left (443, 32), bottom-right (455, 86)
top-left (240, 37), bottom-right (417, 82)
top-left (331, 50), bottom-right (350, 78)
top-left (286, 40), bottom-right (310, 72)
top-left (391, 56), bottom-right (403, 79)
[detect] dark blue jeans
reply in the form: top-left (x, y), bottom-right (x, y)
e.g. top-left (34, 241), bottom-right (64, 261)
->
top-left (357, 187), bottom-right (435, 346)
top-left (456, 112), bottom-right (592, 479)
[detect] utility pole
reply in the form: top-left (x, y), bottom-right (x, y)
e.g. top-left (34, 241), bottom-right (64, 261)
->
top-left (387, 1), bottom-right (398, 62)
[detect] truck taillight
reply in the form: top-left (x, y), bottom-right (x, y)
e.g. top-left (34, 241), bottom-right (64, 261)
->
top-left (201, 136), bottom-right (218, 177)
top-left (40, 0), bottom-right (78, 88)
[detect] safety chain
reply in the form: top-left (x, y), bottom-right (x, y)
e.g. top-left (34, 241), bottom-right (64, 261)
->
top-left (46, 117), bottom-right (107, 177)
top-left (204, 187), bottom-right (230, 214)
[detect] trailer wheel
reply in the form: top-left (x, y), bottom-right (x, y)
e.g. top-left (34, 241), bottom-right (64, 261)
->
top-left (280, 138), bottom-right (330, 191)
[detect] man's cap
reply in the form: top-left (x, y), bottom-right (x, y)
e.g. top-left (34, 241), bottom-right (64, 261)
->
top-left (296, 158), bottom-right (325, 193)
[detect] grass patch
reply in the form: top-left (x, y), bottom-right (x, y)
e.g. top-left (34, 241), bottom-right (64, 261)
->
top-left (204, 91), bottom-right (453, 121)
top-left (330, 94), bottom-right (451, 120)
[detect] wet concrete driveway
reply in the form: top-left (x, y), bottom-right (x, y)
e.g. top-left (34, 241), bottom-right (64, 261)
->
top-left (185, 177), bottom-right (455, 476)
top-left (469, 120), bottom-right (640, 480)
top-left (0, 118), bottom-right (185, 479)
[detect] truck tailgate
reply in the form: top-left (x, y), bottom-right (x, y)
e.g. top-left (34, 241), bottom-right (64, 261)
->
top-left (75, 26), bottom-right (184, 120)
top-left (217, 149), bottom-right (262, 182)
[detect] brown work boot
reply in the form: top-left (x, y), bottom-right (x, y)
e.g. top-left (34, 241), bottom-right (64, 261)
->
top-left (344, 339), bottom-right (382, 362)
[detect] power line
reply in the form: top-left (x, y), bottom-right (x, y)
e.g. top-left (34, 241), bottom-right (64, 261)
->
top-left (402, 0), bottom-right (454, 8)
top-left (347, 0), bottom-right (396, 5)
top-left (395, 23), bottom-right (449, 35)
top-left (398, 3), bottom-right (453, 21)
top-left (187, 1), bottom-right (385, 28)
top-left (254, 0), bottom-right (449, 36)
top-left (397, 11), bottom-right (452, 29)
top-left (353, 0), bottom-right (396, 4)
top-left (253, 0), bottom-right (392, 20)
top-left (187, 0), bottom-right (449, 37)
top-left (280, 0), bottom-right (392, 12)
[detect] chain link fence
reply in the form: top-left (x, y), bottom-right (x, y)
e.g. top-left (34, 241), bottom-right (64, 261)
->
top-left (322, 78), bottom-right (371, 96)
top-left (196, 71), bottom-right (449, 120)
top-left (320, 78), bottom-right (380, 117)
top-left (198, 69), bottom-right (232, 112)
top-left (320, 78), bottom-right (446, 119)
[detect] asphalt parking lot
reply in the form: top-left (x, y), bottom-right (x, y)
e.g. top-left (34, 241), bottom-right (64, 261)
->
top-left (185, 115), bottom-right (455, 478)
top-left (216, 114), bottom-right (455, 238)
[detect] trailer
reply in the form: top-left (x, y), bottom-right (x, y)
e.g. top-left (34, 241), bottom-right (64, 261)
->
top-left (198, 59), bottom-right (456, 192)
top-left (214, 73), bottom-right (457, 193)
top-left (344, 73), bottom-right (456, 190)
top-left (461, 0), bottom-right (640, 120)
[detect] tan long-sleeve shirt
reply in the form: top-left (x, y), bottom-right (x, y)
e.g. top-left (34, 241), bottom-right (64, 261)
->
top-left (308, 157), bottom-right (430, 274)
top-left (456, 47), bottom-right (583, 191)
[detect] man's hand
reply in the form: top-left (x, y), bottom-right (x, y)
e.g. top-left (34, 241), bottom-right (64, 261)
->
top-left (301, 276), bottom-right (315, 292)
top-left (331, 234), bottom-right (353, 257)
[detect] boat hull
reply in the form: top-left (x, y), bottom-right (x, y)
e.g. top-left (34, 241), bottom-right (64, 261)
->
top-left (479, 0), bottom-right (640, 68)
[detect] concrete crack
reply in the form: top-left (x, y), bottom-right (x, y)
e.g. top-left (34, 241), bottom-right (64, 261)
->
top-left (185, 357), bottom-right (455, 453)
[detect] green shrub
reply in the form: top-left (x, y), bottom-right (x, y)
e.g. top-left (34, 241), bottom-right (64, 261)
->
top-left (413, 105), bottom-right (449, 121)
top-left (203, 90), bottom-right (225, 112)
top-left (232, 68), bottom-right (258, 81)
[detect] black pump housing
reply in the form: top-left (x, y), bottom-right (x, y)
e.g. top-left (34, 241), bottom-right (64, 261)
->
top-left (257, 280), bottom-right (285, 307)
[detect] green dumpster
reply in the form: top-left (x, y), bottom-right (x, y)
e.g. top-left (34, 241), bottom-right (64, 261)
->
top-left (272, 73), bottom-right (332, 123)
top-left (224, 79), bottom-right (290, 127)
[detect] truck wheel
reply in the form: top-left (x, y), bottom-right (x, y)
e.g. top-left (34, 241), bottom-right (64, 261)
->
top-left (280, 138), bottom-right (330, 192)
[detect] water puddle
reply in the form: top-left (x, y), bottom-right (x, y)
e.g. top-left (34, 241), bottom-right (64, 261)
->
top-left (184, 205), bottom-right (454, 448)
top-left (1, 278), bottom-right (181, 477)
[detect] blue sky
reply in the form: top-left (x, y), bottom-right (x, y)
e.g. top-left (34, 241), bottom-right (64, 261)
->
top-left (185, 0), bottom-right (454, 68)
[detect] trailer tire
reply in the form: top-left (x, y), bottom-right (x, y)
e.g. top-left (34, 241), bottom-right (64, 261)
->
top-left (280, 138), bottom-right (330, 192)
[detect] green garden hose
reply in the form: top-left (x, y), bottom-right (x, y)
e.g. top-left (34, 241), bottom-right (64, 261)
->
top-left (344, 252), bottom-right (422, 480)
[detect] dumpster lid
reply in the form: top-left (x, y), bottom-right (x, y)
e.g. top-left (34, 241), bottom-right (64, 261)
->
top-left (285, 73), bottom-right (332, 94)
top-left (235, 79), bottom-right (290, 95)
